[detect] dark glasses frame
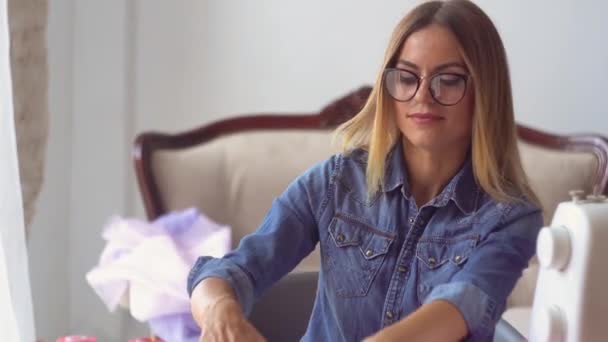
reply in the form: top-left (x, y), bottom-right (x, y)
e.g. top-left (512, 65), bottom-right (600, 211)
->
top-left (383, 68), bottom-right (470, 106)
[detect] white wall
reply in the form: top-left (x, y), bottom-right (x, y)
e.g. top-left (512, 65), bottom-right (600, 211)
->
top-left (32, 0), bottom-right (148, 340)
top-left (133, 0), bottom-right (406, 134)
top-left (479, 0), bottom-right (608, 134)
top-left (134, 0), bottom-right (608, 136)
top-left (28, 0), bottom-right (72, 338)
top-left (68, 1), bottom-right (150, 340)
top-left (34, 0), bottom-right (607, 340)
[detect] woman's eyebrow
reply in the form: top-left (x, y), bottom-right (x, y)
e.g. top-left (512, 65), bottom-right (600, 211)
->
top-left (396, 59), bottom-right (467, 73)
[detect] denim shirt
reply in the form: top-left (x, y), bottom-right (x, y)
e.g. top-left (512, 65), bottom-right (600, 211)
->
top-left (187, 142), bottom-right (543, 341)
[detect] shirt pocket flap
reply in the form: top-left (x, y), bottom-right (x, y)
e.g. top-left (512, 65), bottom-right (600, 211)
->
top-left (329, 215), bottom-right (395, 259)
top-left (360, 234), bottom-right (393, 260)
top-left (416, 235), bottom-right (479, 269)
top-left (329, 219), bottom-right (362, 247)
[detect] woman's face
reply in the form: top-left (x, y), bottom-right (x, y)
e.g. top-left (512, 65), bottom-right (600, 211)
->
top-left (389, 24), bottom-right (474, 153)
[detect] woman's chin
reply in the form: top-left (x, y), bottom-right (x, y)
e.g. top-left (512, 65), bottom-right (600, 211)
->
top-left (402, 133), bottom-right (441, 150)
top-left (403, 135), bottom-right (464, 153)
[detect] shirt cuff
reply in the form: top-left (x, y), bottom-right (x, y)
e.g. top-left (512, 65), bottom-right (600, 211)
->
top-left (423, 281), bottom-right (497, 340)
top-left (187, 256), bottom-right (256, 315)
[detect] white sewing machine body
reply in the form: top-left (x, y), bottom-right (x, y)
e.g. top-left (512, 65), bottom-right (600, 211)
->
top-left (530, 194), bottom-right (608, 342)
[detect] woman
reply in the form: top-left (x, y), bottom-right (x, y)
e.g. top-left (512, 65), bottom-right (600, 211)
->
top-left (188, 0), bottom-right (542, 341)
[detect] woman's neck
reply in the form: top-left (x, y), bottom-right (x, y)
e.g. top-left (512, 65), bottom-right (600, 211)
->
top-left (401, 138), bottom-right (470, 208)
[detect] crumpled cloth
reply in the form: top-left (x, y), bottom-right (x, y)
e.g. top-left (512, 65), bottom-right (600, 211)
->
top-left (86, 208), bottom-right (231, 342)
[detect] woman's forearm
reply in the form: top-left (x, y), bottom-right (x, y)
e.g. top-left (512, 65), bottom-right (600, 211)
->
top-left (364, 300), bottom-right (468, 342)
top-left (190, 277), bottom-right (240, 325)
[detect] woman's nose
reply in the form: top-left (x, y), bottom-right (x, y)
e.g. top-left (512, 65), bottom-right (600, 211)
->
top-left (413, 78), bottom-right (434, 104)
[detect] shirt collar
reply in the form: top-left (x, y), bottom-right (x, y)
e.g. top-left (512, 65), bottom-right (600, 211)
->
top-left (382, 142), bottom-right (479, 215)
top-left (382, 142), bottom-right (407, 193)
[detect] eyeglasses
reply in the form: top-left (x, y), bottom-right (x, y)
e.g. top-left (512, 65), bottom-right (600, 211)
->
top-left (383, 68), bottom-right (469, 106)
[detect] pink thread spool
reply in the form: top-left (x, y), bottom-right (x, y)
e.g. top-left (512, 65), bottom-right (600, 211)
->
top-left (56, 337), bottom-right (97, 342)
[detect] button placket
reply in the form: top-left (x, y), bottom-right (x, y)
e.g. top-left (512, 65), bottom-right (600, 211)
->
top-left (381, 206), bottom-right (436, 329)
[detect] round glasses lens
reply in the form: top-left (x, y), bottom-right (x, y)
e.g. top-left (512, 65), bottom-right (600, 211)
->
top-left (385, 69), bottom-right (418, 101)
top-left (429, 73), bottom-right (467, 105)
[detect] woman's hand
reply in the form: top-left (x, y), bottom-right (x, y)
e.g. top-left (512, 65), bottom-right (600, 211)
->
top-left (197, 295), bottom-right (266, 342)
top-left (361, 300), bottom-right (467, 342)
top-left (191, 277), bottom-right (267, 342)
top-left (362, 329), bottom-right (396, 342)
top-left (362, 335), bottom-right (380, 342)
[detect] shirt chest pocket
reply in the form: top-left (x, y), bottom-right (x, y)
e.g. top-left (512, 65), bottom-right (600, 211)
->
top-left (416, 235), bottom-right (479, 300)
top-left (324, 214), bottom-right (395, 298)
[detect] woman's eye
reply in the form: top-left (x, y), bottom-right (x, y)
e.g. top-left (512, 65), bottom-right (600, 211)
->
top-left (437, 74), bottom-right (462, 86)
top-left (399, 75), bottom-right (418, 86)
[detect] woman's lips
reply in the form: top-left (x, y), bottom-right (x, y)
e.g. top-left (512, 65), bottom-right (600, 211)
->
top-left (407, 112), bottom-right (444, 124)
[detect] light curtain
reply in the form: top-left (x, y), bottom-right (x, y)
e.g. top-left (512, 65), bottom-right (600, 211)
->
top-left (0, 0), bottom-right (35, 339)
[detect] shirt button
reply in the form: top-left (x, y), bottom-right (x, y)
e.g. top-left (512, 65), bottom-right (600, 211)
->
top-left (398, 266), bottom-right (408, 273)
top-left (409, 218), bottom-right (414, 224)
top-left (428, 257), bottom-right (436, 266)
top-left (454, 255), bottom-right (462, 263)
top-left (365, 249), bottom-right (373, 257)
top-left (385, 310), bottom-right (394, 319)
top-left (336, 233), bottom-right (345, 242)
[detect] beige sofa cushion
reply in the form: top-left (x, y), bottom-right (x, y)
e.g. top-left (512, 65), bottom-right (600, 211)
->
top-left (153, 130), bottom-right (336, 271)
top-left (519, 141), bottom-right (598, 225)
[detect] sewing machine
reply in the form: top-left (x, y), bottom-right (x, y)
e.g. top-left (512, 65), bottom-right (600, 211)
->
top-left (530, 190), bottom-right (608, 342)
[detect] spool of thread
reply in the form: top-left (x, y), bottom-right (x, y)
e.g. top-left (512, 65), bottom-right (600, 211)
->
top-left (56, 337), bottom-right (97, 342)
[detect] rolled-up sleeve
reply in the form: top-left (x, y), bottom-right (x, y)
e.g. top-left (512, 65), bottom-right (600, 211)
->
top-left (424, 202), bottom-right (543, 340)
top-left (187, 155), bottom-right (339, 315)
top-left (187, 257), bottom-right (257, 313)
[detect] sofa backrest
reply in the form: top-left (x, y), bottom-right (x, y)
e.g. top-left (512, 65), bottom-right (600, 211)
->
top-left (152, 130), bottom-right (335, 271)
top-left (134, 86), bottom-right (608, 306)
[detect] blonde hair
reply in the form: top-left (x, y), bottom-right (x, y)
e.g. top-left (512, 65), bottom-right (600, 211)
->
top-left (334, 0), bottom-right (539, 205)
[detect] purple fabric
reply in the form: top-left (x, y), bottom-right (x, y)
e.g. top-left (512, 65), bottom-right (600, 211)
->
top-left (86, 208), bottom-right (231, 342)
